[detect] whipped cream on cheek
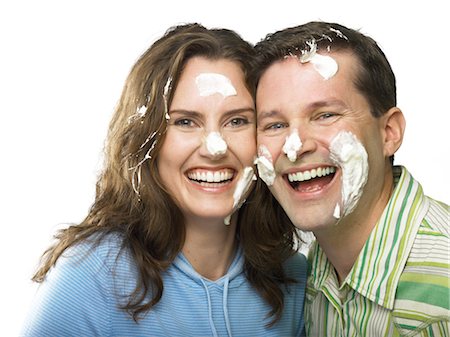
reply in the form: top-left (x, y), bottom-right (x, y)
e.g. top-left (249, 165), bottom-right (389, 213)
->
top-left (205, 131), bottom-right (227, 156)
top-left (224, 167), bottom-right (256, 225)
top-left (329, 131), bottom-right (369, 219)
top-left (254, 145), bottom-right (276, 186)
top-left (282, 129), bottom-right (302, 162)
top-left (232, 167), bottom-right (256, 208)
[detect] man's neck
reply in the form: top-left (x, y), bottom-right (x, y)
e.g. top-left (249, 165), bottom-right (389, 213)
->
top-left (314, 168), bottom-right (395, 284)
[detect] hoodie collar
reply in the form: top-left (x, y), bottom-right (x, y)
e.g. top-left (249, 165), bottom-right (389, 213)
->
top-left (172, 245), bottom-right (244, 287)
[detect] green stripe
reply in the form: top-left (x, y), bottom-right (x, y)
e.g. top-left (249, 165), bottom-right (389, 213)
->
top-left (344, 289), bottom-right (357, 337)
top-left (401, 272), bottom-right (450, 288)
top-left (376, 177), bottom-right (414, 304)
top-left (417, 228), bottom-right (447, 237)
top-left (385, 184), bottom-right (421, 302)
top-left (365, 177), bottom-right (399, 298)
top-left (358, 291), bottom-right (370, 336)
top-left (396, 281), bottom-right (449, 308)
top-left (406, 261), bottom-right (450, 269)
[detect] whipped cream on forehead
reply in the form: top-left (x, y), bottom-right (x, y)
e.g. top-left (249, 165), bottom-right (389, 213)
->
top-left (195, 73), bottom-right (237, 97)
top-left (330, 131), bottom-right (368, 218)
top-left (299, 40), bottom-right (338, 80)
top-left (255, 145), bottom-right (276, 186)
top-left (205, 131), bottom-right (227, 156)
top-left (282, 129), bottom-right (302, 162)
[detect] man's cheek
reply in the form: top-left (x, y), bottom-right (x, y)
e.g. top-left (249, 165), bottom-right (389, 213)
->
top-left (255, 143), bottom-right (277, 186)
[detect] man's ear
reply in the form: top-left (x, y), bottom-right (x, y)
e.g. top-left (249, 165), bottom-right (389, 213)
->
top-left (381, 107), bottom-right (406, 157)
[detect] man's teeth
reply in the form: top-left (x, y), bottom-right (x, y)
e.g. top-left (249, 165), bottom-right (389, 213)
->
top-left (188, 170), bottom-right (234, 183)
top-left (288, 166), bottom-right (336, 182)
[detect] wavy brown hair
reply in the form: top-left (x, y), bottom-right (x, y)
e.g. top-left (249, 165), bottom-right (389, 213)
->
top-left (33, 23), bottom-right (299, 325)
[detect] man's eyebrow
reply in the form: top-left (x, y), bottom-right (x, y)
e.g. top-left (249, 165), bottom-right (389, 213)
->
top-left (256, 99), bottom-right (347, 123)
top-left (257, 110), bottom-right (279, 123)
top-left (306, 99), bottom-right (348, 110)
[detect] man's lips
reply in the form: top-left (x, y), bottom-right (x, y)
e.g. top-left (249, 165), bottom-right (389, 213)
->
top-left (284, 166), bottom-right (336, 192)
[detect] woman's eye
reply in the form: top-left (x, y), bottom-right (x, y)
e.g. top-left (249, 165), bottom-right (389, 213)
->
top-left (227, 117), bottom-right (249, 127)
top-left (174, 118), bottom-right (195, 127)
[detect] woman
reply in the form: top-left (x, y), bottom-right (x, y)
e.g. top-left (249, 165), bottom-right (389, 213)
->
top-left (21, 23), bottom-right (307, 336)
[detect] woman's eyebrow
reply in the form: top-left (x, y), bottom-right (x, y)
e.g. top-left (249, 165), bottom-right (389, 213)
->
top-left (222, 107), bottom-right (255, 117)
top-left (168, 109), bottom-right (202, 117)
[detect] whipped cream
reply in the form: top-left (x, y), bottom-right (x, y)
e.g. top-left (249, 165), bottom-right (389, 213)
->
top-left (300, 40), bottom-right (338, 80)
top-left (224, 166), bottom-right (256, 225)
top-left (232, 166), bottom-right (256, 209)
top-left (195, 73), bottom-right (237, 97)
top-left (255, 145), bottom-right (276, 186)
top-left (205, 132), bottom-right (227, 156)
top-left (282, 129), bottom-right (302, 162)
top-left (329, 131), bottom-right (368, 217)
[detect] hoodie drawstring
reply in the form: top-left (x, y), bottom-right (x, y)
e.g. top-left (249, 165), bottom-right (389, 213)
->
top-left (222, 276), bottom-right (232, 337)
top-left (200, 278), bottom-right (219, 337)
top-left (200, 277), bottom-right (233, 337)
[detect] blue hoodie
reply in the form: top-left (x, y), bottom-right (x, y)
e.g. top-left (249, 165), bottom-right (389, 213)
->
top-left (21, 234), bottom-right (307, 336)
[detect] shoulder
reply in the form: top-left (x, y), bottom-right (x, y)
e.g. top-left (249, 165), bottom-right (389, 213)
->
top-left (424, 197), bottom-right (449, 235)
top-left (57, 232), bottom-right (130, 274)
top-left (392, 197), bottom-right (450, 334)
top-left (284, 252), bottom-right (308, 282)
top-left (21, 233), bottom-right (128, 336)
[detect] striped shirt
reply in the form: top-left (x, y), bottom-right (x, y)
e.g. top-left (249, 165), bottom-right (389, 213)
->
top-left (305, 166), bottom-right (450, 337)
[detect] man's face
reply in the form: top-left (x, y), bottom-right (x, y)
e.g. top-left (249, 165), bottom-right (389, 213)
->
top-left (256, 52), bottom-right (388, 232)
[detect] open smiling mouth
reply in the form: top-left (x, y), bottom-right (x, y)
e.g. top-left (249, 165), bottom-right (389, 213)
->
top-left (285, 166), bottom-right (336, 192)
top-left (187, 169), bottom-right (235, 187)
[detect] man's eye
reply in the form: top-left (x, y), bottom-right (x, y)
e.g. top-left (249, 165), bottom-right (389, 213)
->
top-left (267, 122), bottom-right (287, 130)
top-left (318, 113), bottom-right (337, 120)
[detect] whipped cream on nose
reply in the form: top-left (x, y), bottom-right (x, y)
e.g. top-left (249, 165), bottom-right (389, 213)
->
top-left (255, 145), bottom-right (276, 186)
top-left (283, 129), bottom-right (302, 162)
top-left (205, 131), bottom-right (227, 156)
top-left (195, 73), bottom-right (237, 97)
top-left (330, 131), bottom-right (368, 218)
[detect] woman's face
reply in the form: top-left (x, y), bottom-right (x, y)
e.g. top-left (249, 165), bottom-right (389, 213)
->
top-left (157, 56), bottom-right (256, 224)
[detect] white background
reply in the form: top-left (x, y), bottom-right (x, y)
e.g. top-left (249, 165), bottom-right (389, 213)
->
top-left (1, 0), bottom-right (449, 335)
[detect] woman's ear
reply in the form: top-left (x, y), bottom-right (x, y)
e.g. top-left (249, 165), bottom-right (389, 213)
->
top-left (381, 107), bottom-right (406, 157)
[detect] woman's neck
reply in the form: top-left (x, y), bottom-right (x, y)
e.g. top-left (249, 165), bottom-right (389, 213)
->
top-left (182, 214), bottom-right (238, 281)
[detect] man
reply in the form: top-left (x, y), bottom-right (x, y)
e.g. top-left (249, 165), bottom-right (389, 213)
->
top-left (252, 21), bottom-right (449, 336)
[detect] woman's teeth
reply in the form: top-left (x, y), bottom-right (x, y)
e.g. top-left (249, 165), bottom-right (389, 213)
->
top-left (288, 166), bottom-right (336, 182)
top-left (187, 170), bottom-right (234, 183)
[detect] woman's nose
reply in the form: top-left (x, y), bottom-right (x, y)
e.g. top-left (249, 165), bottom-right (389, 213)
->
top-left (199, 131), bottom-right (228, 159)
